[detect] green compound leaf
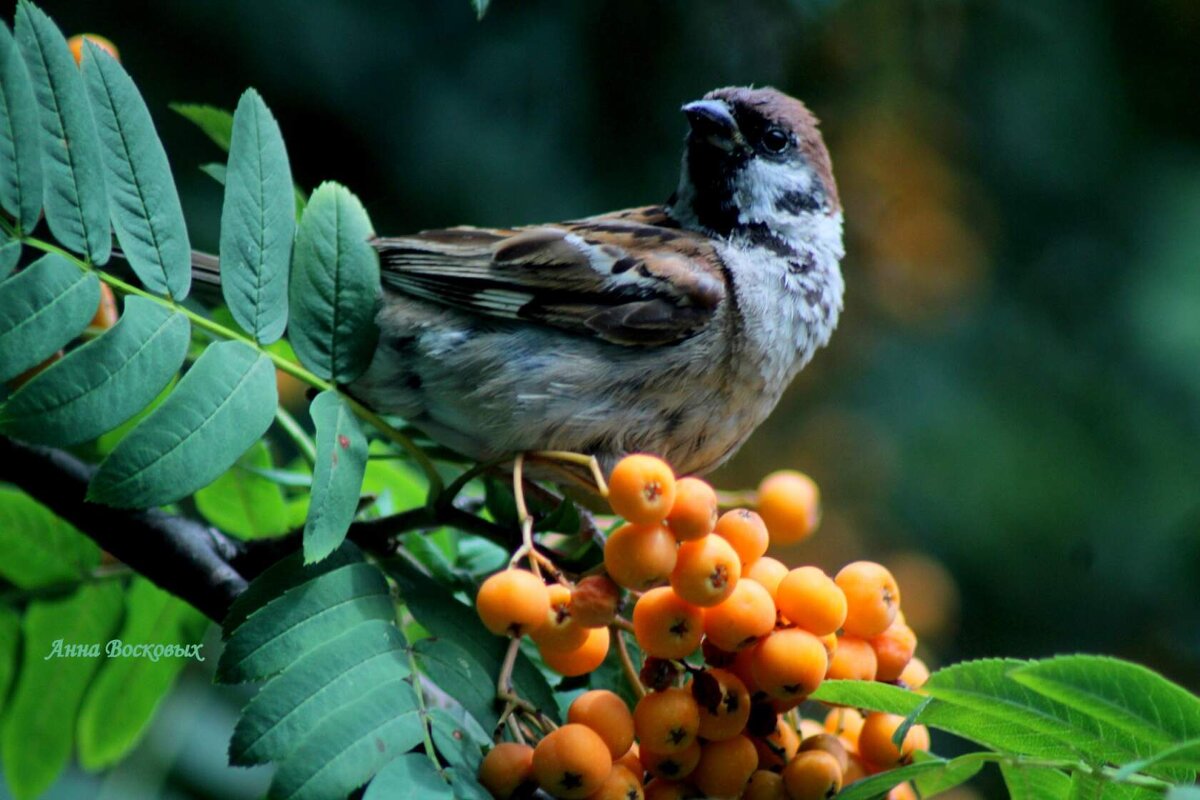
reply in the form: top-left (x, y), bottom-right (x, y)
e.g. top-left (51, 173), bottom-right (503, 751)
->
top-left (230, 619), bottom-right (408, 766)
top-left (838, 759), bottom-right (952, 800)
top-left (289, 181), bottom-right (380, 383)
top-left (194, 440), bottom-right (289, 539)
top-left (82, 43), bottom-right (191, 299)
top-left (0, 296), bottom-right (190, 445)
top-left (413, 637), bottom-right (498, 732)
top-left (220, 88), bottom-right (294, 344)
top-left (76, 578), bottom-right (208, 770)
top-left (14, 1), bottom-right (110, 263)
top-left (0, 19), bottom-right (42, 232)
top-left (304, 390), bottom-right (368, 563)
top-left (1000, 763), bottom-right (1071, 800)
top-left (364, 753), bottom-right (453, 800)
top-left (0, 253), bottom-right (100, 384)
top-left (385, 557), bottom-right (559, 723)
top-left (1010, 655), bottom-right (1200, 779)
top-left (222, 545), bottom-right (363, 636)
top-left (0, 485), bottom-right (100, 588)
top-left (217, 560), bottom-right (395, 683)
top-left (269, 677), bottom-right (422, 800)
top-left (170, 102), bottom-right (234, 152)
top-left (0, 582), bottom-right (124, 800)
top-left (0, 235), bottom-right (19, 279)
top-left (0, 606), bottom-right (20, 721)
top-left (428, 708), bottom-right (485, 773)
top-left (88, 340), bottom-right (277, 508)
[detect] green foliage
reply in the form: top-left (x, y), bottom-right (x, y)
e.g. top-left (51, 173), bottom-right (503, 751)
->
top-left (0, 253), bottom-right (100, 383)
top-left (13, 0), bottom-right (109, 263)
top-left (75, 578), bottom-right (208, 770)
top-left (288, 181), bottom-right (380, 383)
top-left (1, 582), bottom-right (124, 800)
top-left (0, 20), bottom-right (42, 232)
top-left (304, 389), bottom-right (368, 562)
top-left (0, 485), bottom-right (100, 587)
top-left (0, 231), bottom-right (18, 277)
top-left (169, 102), bottom-right (233, 151)
top-left (363, 753), bottom-right (452, 799)
top-left (220, 88), bottom-right (294, 343)
top-left (0, 297), bottom-right (190, 445)
top-left (194, 440), bottom-right (290, 538)
top-left (82, 41), bottom-right (191, 299)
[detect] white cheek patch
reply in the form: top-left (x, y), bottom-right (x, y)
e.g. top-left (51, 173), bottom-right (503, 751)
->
top-left (733, 159), bottom-right (813, 225)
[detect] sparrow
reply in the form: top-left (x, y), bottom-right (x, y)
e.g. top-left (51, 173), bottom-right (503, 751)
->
top-left (349, 86), bottom-right (845, 479)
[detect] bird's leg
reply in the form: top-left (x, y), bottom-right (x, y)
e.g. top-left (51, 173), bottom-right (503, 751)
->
top-left (507, 453), bottom-right (557, 579)
top-left (529, 450), bottom-right (610, 497)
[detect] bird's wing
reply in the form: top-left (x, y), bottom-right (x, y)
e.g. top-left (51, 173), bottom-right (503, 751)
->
top-left (372, 206), bottom-right (727, 346)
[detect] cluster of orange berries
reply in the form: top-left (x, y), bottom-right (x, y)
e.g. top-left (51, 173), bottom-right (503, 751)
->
top-left (474, 455), bottom-right (930, 799)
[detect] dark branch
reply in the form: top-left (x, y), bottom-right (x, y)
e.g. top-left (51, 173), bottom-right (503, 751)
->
top-left (0, 436), bottom-right (249, 621)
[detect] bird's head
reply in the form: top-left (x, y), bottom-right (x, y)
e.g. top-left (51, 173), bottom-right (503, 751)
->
top-left (670, 86), bottom-right (840, 252)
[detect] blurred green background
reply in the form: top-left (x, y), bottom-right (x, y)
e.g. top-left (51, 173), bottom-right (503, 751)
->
top-left (10, 0), bottom-right (1200, 796)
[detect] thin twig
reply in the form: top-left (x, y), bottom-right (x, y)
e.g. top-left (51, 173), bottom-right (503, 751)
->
top-left (613, 625), bottom-right (646, 700)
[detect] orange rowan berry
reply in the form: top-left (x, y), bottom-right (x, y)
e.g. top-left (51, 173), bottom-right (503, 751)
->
top-left (782, 750), bottom-right (843, 800)
top-left (670, 534), bottom-right (741, 607)
top-left (843, 753), bottom-right (868, 784)
top-left (569, 690), bottom-right (635, 760)
top-left (532, 584), bottom-right (589, 652)
top-left (478, 741), bottom-right (535, 800)
top-left (642, 778), bottom-right (692, 800)
top-left (476, 569), bottom-right (550, 637)
top-left (691, 735), bottom-right (758, 798)
top-left (871, 621), bottom-right (917, 682)
top-left (91, 283), bottom-right (118, 330)
top-left (751, 628), bottom-right (828, 702)
top-left (752, 714), bottom-right (800, 770)
top-left (888, 783), bottom-right (919, 800)
top-left (605, 523), bottom-right (678, 590)
top-left (817, 632), bottom-right (838, 661)
top-left (823, 707), bottom-right (865, 749)
top-left (533, 723), bottom-right (614, 799)
top-left (635, 686), bottom-right (700, 754)
top-left (827, 635), bottom-right (878, 682)
top-left (616, 742), bottom-right (643, 778)
top-left (572, 575), bottom-right (621, 628)
top-left (632, 587), bottom-right (704, 660)
top-left (665, 477), bottom-right (719, 541)
top-left (798, 733), bottom-right (849, 774)
top-left (540, 625), bottom-right (610, 677)
top-left (587, 765), bottom-right (644, 800)
top-left (67, 33), bottom-right (119, 65)
top-left (857, 713), bottom-right (930, 767)
top-left (714, 508), bottom-right (769, 567)
top-left (640, 740), bottom-right (701, 781)
top-left (609, 455), bottom-right (676, 524)
top-left (775, 567), bottom-right (847, 636)
top-left (692, 668), bottom-right (751, 741)
top-left (745, 769), bottom-right (788, 800)
top-left (899, 656), bottom-right (930, 690)
top-left (835, 561), bottom-right (900, 638)
top-left (744, 556), bottom-right (789, 600)
top-left (756, 470), bottom-right (820, 546)
top-left (703, 579), bottom-right (775, 652)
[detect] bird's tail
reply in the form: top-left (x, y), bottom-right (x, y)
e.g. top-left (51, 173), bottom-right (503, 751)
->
top-left (191, 250), bottom-right (221, 287)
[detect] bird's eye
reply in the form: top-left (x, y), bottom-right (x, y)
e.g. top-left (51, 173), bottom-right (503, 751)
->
top-left (762, 127), bottom-right (789, 153)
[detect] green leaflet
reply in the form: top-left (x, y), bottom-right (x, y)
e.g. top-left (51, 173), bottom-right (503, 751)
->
top-left (269, 677), bottom-right (422, 800)
top-left (385, 557), bottom-right (560, 723)
top-left (0, 485), bottom-right (100, 588)
top-left (471, 0), bottom-right (491, 21)
top-left (0, 296), bottom-right (190, 445)
top-left (221, 545), bottom-right (362, 635)
top-left (1010, 656), bottom-right (1200, 779)
top-left (217, 561), bottom-right (395, 683)
top-left (170, 102), bottom-right (234, 151)
top-left (75, 578), bottom-right (208, 770)
top-left (0, 19), bottom-right (42, 232)
top-left (413, 637), bottom-right (498, 731)
top-left (304, 390), bottom-right (368, 563)
top-left (230, 619), bottom-right (408, 765)
top-left (14, 1), bottom-right (110, 264)
top-left (288, 181), bottom-right (380, 382)
top-left (0, 582), bottom-right (124, 800)
top-left (809, 679), bottom-right (927, 717)
top-left (0, 235), bottom-right (19, 279)
top-left (220, 88), bottom-right (294, 344)
top-left (0, 253), bottom-right (100, 384)
top-left (1001, 763), bottom-right (1072, 800)
top-left (194, 440), bottom-right (289, 539)
top-left (0, 606), bottom-right (19, 720)
top-left (88, 340), bottom-right (277, 508)
top-left (82, 43), bottom-right (191, 299)
top-left (363, 753), bottom-right (453, 800)
top-left (839, 759), bottom-right (952, 800)
top-left (911, 752), bottom-right (991, 796)
top-left (428, 708), bottom-right (485, 773)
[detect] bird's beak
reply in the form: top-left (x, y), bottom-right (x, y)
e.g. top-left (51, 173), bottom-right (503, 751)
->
top-left (682, 99), bottom-right (743, 152)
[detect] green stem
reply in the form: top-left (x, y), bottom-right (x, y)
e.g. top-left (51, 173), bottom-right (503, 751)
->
top-left (12, 231), bottom-right (443, 494)
top-left (407, 645), bottom-right (445, 777)
top-left (274, 406), bottom-right (318, 466)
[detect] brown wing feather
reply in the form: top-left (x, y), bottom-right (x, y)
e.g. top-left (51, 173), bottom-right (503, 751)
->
top-left (372, 206), bottom-right (726, 346)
